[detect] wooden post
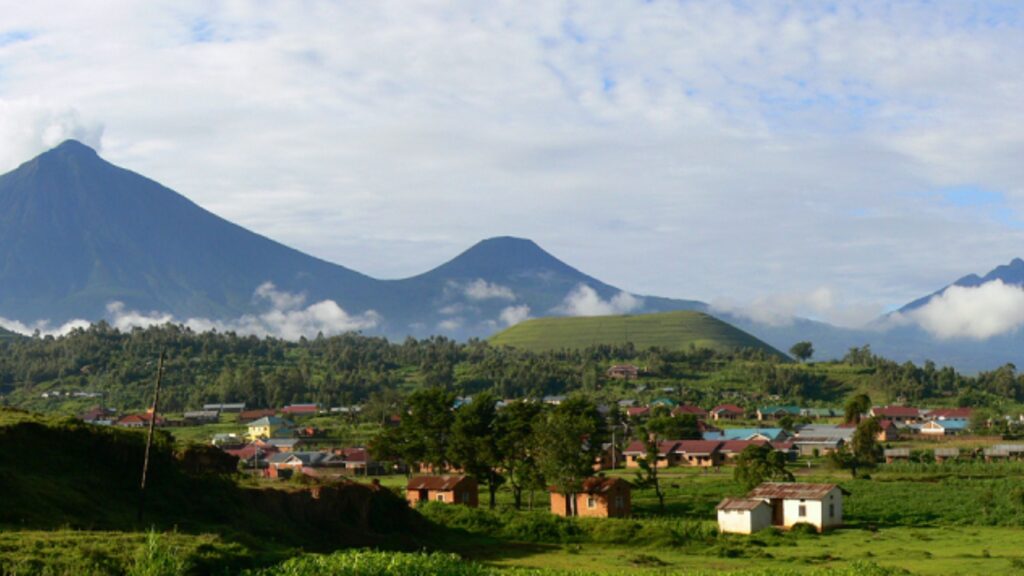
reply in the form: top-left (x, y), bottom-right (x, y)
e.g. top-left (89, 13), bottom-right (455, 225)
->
top-left (138, 350), bottom-right (165, 523)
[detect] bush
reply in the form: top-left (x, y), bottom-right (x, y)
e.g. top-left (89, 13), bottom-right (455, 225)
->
top-left (789, 523), bottom-right (820, 536)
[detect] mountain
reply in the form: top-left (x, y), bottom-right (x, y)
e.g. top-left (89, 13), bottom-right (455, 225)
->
top-left (490, 310), bottom-right (787, 358)
top-left (0, 141), bottom-right (703, 339)
top-left (898, 257), bottom-right (1024, 313)
top-left (0, 140), bottom-right (378, 323)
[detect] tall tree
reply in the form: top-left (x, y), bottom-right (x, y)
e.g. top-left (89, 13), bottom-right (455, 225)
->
top-left (448, 392), bottom-right (504, 508)
top-left (534, 396), bottom-right (606, 517)
top-left (378, 387), bottom-right (456, 472)
top-left (495, 400), bottom-right (543, 510)
top-left (734, 444), bottom-right (793, 490)
top-left (844, 393), bottom-right (871, 424)
top-left (789, 341), bottom-right (814, 363)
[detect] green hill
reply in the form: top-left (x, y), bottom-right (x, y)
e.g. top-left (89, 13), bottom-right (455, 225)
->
top-left (490, 311), bottom-right (788, 358)
top-left (0, 326), bottom-right (20, 341)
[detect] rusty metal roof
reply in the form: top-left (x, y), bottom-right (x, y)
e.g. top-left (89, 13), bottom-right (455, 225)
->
top-left (746, 482), bottom-right (844, 500)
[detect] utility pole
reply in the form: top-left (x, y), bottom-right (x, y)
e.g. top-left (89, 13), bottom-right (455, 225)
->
top-left (137, 350), bottom-right (165, 524)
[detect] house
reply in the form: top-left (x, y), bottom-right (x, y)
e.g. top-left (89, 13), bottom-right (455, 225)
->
top-left (203, 403), bottom-right (246, 413)
top-left (593, 443), bottom-right (623, 471)
top-left (406, 475), bottom-right (478, 507)
top-left (550, 477), bottom-right (631, 518)
top-left (263, 438), bottom-right (304, 452)
top-left (79, 407), bottom-right (116, 426)
top-left (984, 444), bottom-right (1024, 462)
top-left (183, 410), bottom-right (220, 424)
top-left (543, 395), bottom-right (566, 405)
top-left (623, 440), bottom-right (679, 468)
top-left (718, 440), bottom-right (768, 461)
top-left (869, 406), bottom-right (920, 424)
top-left (792, 425), bottom-right (854, 456)
top-left (266, 451), bottom-right (344, 479)
top-left (281, 403), bottom-right (320, 416)
top-left (920, 420), bottom-right (968, 436)
top-left (607, 365), bottom-right (640, 380)
top-left (650, 397), bottom-right (677, 408)
top-left (703, 428), bottom-right (788, 442)
top-left (926, 407), bottom-right (973, 421)
top-left (211, 433), bottom-right (244, 448)
top-left (116, 412), bottom-right (165, 428)
top-left (335, 447), bottom-right (385, 475)
top-left (800, 408), bottom-right (838, 419)
top-left (626, 406), bottom-right (651, 419)
top-left (934, 447), bottom-right (960, 463)
top-left (672, 440), bottom-right (724, 467)
top-left (757, 406), bottom-right (801, 421)
top-left (883, 448), bottom-right (910, 463)
top-left (716, 498), bottom-right (773, 534)
top-left (837, 419), bottom-right (899, 442)
top-left (223, 443), bottom-right (279, 468)
top-left (743, 482), bottom-right (847, 532)
top-left (710, 404), bottom-right (745, 421)
top-left (672, 405), bottom-right (708, 419)
top-left (246, 416), bottom-right (293, 440)
top-left (239, 409), bottom-right (277, 423)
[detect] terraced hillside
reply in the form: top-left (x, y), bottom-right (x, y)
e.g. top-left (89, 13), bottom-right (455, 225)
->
top-left (490, 311), bottom-right (788, 358)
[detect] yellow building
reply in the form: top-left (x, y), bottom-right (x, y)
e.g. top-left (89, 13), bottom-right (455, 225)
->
top-left (247, 416), bottom-right (291, 440)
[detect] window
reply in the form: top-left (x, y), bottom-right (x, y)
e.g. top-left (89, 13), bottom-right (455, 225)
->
top-left (461, 492), bottom-right (470, 504)
top-left (436, 494), bottom-right (445, 502)
top-left (615, 496), bottom-right (625, 509)
top-left (829, 504), bottom-right (835, 518)
top-left (587, 496), bottom-right (597, 509)
top-left (798, 505), bottom-right (806, 517)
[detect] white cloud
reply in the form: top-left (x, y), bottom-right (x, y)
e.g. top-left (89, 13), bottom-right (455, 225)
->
top-left (0, 283), bottom-right (380, 340)
top-left (462, 279), bottom-right (516, 301)
top-left (0, 3), bottom-right (1023, 315)
top-left (712, 287), bottom-right (884, 329)
top-left (499, 304), bottom-right (531, 326)
top-left (554, 284), bottom-right (642, 317)
top-left (895, 280), bottom-right (1024, 340)
top-left (437, 318), bottom-right (463, 332)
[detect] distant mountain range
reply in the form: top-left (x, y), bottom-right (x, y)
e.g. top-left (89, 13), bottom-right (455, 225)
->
top-left (1, 141), bottom-right (1022, 372)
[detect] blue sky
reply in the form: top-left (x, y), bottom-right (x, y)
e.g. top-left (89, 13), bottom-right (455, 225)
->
top-left (1, 1), bottom-right (1024, 329)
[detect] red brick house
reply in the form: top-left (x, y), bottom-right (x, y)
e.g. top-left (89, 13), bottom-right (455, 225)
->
top-left (550, 477), bottom-right (632, 518)
top-left (406, 475), bottom-right (478, 507)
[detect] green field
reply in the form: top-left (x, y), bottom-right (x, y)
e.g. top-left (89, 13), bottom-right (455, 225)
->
top-left (490, 311), bottom-right (787, 357)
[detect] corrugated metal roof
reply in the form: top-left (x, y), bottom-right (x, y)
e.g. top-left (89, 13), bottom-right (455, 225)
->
top-left (716, 498), bottom-right (768, 511)
top-left (406, 475), bottom-right (471, 491)
top-left (747, 482), bottom-right (843, 500)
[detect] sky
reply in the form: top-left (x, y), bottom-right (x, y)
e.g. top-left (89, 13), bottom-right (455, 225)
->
top-left (1, 1), bottom-right (1024, 330)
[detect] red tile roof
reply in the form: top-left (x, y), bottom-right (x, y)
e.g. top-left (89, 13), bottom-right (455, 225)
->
top-left (672, 405), bottom-right (708, 417)
top-left (928, 408), bottom-right (973, 420)
top-left (719, 439), bottom-right (767, 453)
top-left (711, 404), bottom-right (744, 415)
top-left (626, 407), bottom-right (650, 417)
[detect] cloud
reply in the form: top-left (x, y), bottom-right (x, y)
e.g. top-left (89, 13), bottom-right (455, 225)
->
top-left (712, 287), bottom-right (883, 329)
top-left (0, 99), bottom-right (104, 169)
top-left (0, 316), bottom-right (91, 337)
top-left (554, 284), bottom-right (642, 317)
top-left (894, 280), bottom-right (1024, 340)
top-left (462, 279), bottom-right (516, 301)
top-left (499, 304), bottom-right (531, 326)
top-left (0, 283), bottom-right (380, 340)
top-left (437, 318), bottom-right (463, 332)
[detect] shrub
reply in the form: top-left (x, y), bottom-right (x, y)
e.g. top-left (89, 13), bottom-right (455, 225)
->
top-left (789, 523), bottom-right (820, 536)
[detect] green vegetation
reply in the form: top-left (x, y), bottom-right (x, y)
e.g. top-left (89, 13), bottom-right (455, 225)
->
top-left (490, 311), bottom-right (787, 357)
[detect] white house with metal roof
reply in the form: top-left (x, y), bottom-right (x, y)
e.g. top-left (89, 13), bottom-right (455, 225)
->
top-left (717, 482), bottom-right (847, 534)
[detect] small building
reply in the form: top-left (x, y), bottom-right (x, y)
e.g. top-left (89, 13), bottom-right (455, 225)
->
top-left (984, 444), bottom-right (1024, 462)
top-left (718, 440), bottom-right (767, 461)
top-left (116, 412), bottom-right (165, 428)
top-left (710, 404), bottom-right (745, 421)
top-left (623, 440), bottom-right (679, 468)
top-left (406, 475), bottom-right (478, 507)
top-left (550, 476), bottom-right (632, 518)
top-left (79, 407), bottom-right (116, 426)
top-left (625, 406), bottom-right (651, 419)
top-left (926, 407), bottom-right (973, 421)
top-left (869, 406), bottom-right (920, 424)
top-left (266, 450), bottom-right (344, 479)
top-left (239, 409), bottom-right (277, 423)
top-left (203, 403), bottom-right (246, 413)
top-left (744, 482), bottom-right (847, 532)
top-left (607, 365), bottom-right (640, 380)
top-left (593, 443), bottom-right (623, 471)
top-left (672, 405), bottom-right (708, 419)
top-left (281, 403), bottom-right (320, 416)
top-left (263, 438), bottom-right (304, 452)
top-left (757, 406), bottom-right (801, 421)
top-left (716, 498), bottom-right (773, 534)
top-left (884, 448), bottom-right (910, 464)
top-left (247, 416), bottom-right (293, 440)
top-left (801, 408), bottom-right (838, 419)
top-left (183, 410), bottom-right (220, 424)
top-left (704, 428), bottom-right (788, 442)
top-left (920, 420), bottom-right (968, 436)
top-left (672, 440), bottom-right (724, 467)
top-left (335, 447), bottom-right (385, 475)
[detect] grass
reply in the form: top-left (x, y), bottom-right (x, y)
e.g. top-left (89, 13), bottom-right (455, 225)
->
top-left (489, 311), bottom-right (787, 357)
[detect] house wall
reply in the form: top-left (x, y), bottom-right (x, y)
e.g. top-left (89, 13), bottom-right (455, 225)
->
top-left (550, 488), bottom-right (631, 518)
top-left (779, 488), bottom-right (843, 531)
top-left (718, 506), bottom-right (771, 534)
top-left (625, 454), bottom-right (671, 469)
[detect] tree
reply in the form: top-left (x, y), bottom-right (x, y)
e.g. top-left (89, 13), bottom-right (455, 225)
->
top-left (647, 414), bottom-right (701, 440)
top-left (495, 400), bottom-right (544, 510)
top-left (789, 341), bottom-right (814, 363)
top-left (374, 387), bottom-right (456, 473)
top-left (448, 392), bottom-right (504, 508)
top-left (843, 393), bottom-right (871, 424)
top-left (830, 417), bottom-right (882, 478)
top-left (534, 396), bottom-right (606, 517)
top-left (734, 444), bottom-right (793, 490)
top-left (633, 435), bottom-right (666, 512)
